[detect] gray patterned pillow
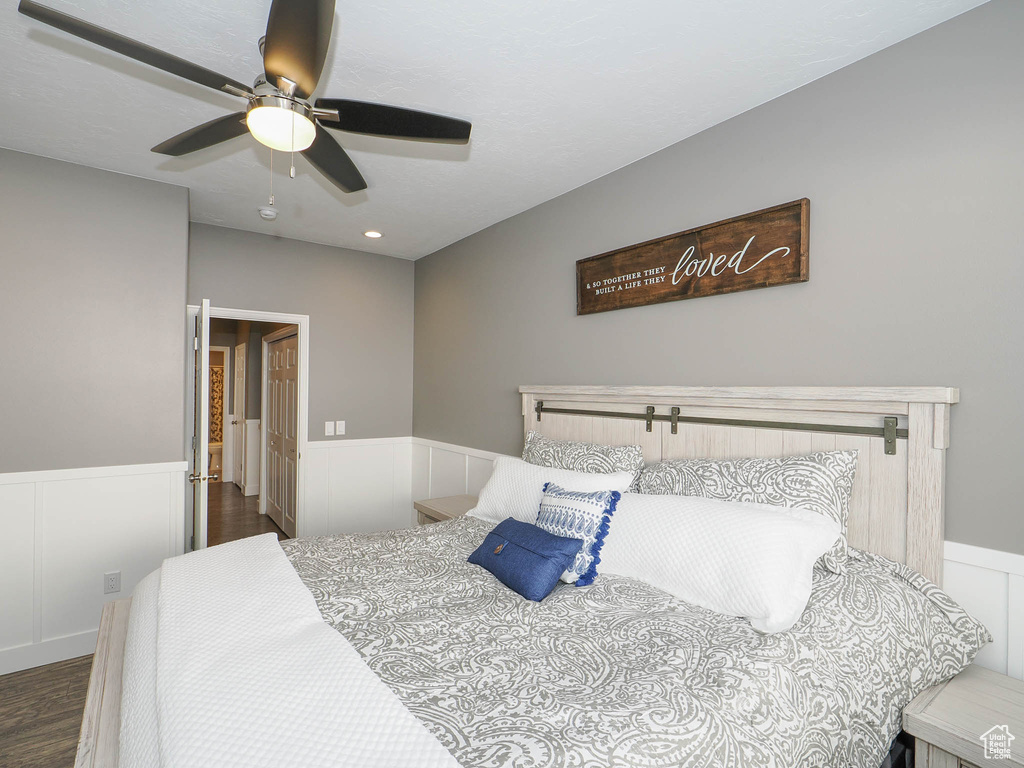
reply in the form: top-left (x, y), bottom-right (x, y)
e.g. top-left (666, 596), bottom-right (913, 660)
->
top-left (522, 431), bottom-right (645, 477)
top-left (635, 450), bottom-right (859, 574)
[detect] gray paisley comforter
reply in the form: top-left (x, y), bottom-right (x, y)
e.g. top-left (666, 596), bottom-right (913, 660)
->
top-left (281, 517), bottom-right (987, 768)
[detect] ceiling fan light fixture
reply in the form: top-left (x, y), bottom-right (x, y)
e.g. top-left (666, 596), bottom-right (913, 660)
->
top-left (246, 95), bottom-right (315, 153)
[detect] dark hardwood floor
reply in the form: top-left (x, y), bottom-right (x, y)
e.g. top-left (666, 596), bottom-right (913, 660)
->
top-left (208, 481), bottom-right (288, 547)
top-left (0, 655), bottom-right (92, 768)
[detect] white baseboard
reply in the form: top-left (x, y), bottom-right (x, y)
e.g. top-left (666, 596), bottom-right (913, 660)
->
top-left (0, 631), bottom-right (98, 676)
top-left (0, 460), bottom-right (187, 674)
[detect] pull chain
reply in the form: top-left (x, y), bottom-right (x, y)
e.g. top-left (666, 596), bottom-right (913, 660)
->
top-left (268, 149), bottom-right (275, 206)
top-left (290, 114), bottom-right (296, 178)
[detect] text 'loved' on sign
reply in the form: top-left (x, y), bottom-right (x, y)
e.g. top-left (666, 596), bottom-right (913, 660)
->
top-left (576, 199), bottom-right (809, 315)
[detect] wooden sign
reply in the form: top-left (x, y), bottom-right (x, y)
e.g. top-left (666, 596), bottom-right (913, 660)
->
top-left (576, 199), bottom-right (809, 315)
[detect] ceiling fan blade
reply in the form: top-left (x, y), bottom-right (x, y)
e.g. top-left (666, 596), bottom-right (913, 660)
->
top-left (302, 125), bottom-right (366, 193)
top-left (151, 112), bottom-right (250, 156)
top-left (18, 1), bottom-right (252, 98)
top-left (315, 99), bottom-right (471, 142)
top-left (263, 0), bottom-right (334, 99)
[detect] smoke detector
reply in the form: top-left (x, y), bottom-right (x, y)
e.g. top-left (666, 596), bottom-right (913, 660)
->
top-left (258, 206), bottom-right (278, 221)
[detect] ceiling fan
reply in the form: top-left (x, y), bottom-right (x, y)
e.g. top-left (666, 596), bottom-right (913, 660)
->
top-left (17, 0), bottom-right (472, 193)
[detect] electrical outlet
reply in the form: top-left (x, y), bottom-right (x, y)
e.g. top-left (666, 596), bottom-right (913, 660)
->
top-left (324, 420), bottom-right (335, 436)
top-left (104, 571), bottom-right (121, 595)
top-left (336, 420), bottom-right (346, 436)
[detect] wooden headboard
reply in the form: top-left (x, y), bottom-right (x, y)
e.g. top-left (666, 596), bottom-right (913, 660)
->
top-left (520, 386), bottom-right (958, 585)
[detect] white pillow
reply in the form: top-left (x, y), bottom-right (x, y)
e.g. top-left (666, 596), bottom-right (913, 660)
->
top-left (599, 493), bottom-right (841, 633)
top-left (468, 457), bottom-right (635, 526)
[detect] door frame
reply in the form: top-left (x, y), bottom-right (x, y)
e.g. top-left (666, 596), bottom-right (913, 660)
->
top-left (259, 325), bottom-right (299, 522)
top-left (185, 305), bottom-right (310, 547)
top-left (232, 341), bottom-right (248, 492)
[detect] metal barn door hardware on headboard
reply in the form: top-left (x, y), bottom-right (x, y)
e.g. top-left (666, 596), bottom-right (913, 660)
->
top-left (534, 401), bottom-right (905, 455)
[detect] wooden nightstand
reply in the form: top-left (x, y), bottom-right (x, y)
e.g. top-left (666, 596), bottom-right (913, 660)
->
top-left (903, 664), bottom-right (1024, 767)
top-left (413, 495), bottom-right (477, 526)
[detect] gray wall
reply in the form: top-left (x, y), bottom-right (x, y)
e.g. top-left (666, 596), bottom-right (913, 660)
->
top-left (0, 149), bottom-right (189, 473)
top-left (413, 0), bottom-right (1024, 555)
top-left (188, 224), bottom-right (414, 439)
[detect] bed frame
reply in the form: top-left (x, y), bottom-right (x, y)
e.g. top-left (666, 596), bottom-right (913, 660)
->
top-left (75, 385), bottom-right (958, 767)
top-left (75, 598), bottom-right (130, 768)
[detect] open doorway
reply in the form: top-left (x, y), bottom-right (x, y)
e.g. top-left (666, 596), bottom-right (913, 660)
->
top-left (186, 303), bottom-right (309, 551)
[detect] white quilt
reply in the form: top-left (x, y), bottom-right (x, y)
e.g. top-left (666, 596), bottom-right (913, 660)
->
top-left (119, 534), bottom-right (459, 768)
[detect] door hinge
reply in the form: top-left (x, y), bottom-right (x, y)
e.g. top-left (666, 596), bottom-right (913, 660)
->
top-left (192, 436), bottom-right (196, 450)
top-left (193, 336), bottom-right (199, 350)
top-left (190, 535), bottom-right (195, 551)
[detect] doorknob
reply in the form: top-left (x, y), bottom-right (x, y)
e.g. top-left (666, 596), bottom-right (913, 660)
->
top-left (188, 473), bottom-right (219, 483)
top-left (209, 473), bottom-right (219, 481)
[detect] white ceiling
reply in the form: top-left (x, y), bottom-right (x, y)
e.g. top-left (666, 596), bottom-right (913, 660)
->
top-left (1, 0), bottom-right (985, 259)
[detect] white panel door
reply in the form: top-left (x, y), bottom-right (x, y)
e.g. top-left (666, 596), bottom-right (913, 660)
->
top-left (191, 299), bottom-right (211, 549)
top-left (233, 342), bottom-right (246, 491)
top-left (265, 333), bottom-right (298, 538)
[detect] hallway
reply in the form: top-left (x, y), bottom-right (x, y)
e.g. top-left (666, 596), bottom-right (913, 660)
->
top-left (208, 481), bottom-right (288, 547)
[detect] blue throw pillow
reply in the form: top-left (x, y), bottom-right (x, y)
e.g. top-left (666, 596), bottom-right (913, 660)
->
top-left (468, 518), bottom-right (583, 602)
top-left (536, 483), bottom-right (620, 586)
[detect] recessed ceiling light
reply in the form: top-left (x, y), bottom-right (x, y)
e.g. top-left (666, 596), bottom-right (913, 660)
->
top-left (364, 230), bottom-right (383, 239)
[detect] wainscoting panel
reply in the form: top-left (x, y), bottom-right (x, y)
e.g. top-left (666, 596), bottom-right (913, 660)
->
top-left (411, 438), bottom-right (503, 500)
top-left (944, 542), bottom-right (1024, 680)
top-left (219, 428), bottom-right (234, 485)
top-left (393, 442), bottom-right (413, 529)
top-left (0, 484), bottom-right (35, 652)
top-left (303, 438), bottom-right (418, 537)
top-left (328, 443), bottom-right (401, 533)
top-left (944, 560), bottom-right (1007, 673)
top-left (0, 461), bottom-right (187, 675)
top-left (302, 444), bottom-right (330, 537)
top-left (428, 448), bottom-right (471, 499)
top-left (411, 441), bottom-right (430, 502)
top-left (243, 419), bottom-right (261, 496)
top-left (467, 456), bottom-right (496, 497)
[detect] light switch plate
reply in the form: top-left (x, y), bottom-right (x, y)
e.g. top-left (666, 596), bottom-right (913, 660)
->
top-left (324, 421), bottom-right (335, 436)
top-left (336, 420), bottom-right (346, 436)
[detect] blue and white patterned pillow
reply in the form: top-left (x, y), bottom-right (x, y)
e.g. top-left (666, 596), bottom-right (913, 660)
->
top-left (536, 482), bottom-right (620, 585)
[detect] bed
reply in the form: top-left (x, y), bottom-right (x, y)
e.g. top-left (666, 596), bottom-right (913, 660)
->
top-left (74, 386), bottom-right (982, 768)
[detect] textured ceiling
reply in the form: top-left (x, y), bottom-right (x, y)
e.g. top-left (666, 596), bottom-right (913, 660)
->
top-left (1, 0), bottom-right (986, 259)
